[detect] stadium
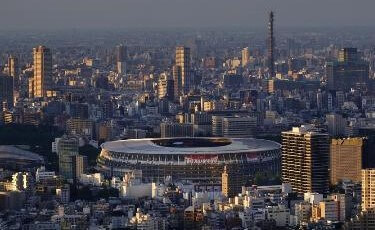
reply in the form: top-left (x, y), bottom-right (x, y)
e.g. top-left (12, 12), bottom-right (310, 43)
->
top-left (0, 146), bottom-right (44, 169)
top-left (97, 137), bottom-right (281, 184)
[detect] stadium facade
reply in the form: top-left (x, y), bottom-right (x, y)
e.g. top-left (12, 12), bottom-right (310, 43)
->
top-left (97, 137), bottom-right (281, 184)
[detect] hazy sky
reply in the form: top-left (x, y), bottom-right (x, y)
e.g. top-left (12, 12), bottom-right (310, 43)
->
top-left (1, 0), bottom-right (375, 30)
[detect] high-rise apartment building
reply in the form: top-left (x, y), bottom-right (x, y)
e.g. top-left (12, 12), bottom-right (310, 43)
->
top-left (157, 73), bottom-right (174, 100)
top-left (33, 46), bottom-right (52, 98)
top-left (362, 169), bottom-right (375, 211)
top-left (282, 125), bottom-right (329, 194)
top-left (267, 11), bottom-right (275, 78)
top-left (7, 56), bottom-right (19, 101)
top-left (173, 46), bottom-right (191, 96)
top-left (326, 48), bottom-right (369, 91)
top-left (241, 47), bottom-right (250, 67)
top-left (330, 138), bottom-right (364, 185)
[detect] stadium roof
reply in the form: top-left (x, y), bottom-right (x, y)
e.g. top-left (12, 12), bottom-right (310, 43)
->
top-left (101, 137), bottom-right (280, 155)
top-left (0, 145), bottom-right (44, 162)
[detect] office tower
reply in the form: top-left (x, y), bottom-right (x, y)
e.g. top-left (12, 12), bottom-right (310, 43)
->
top-left (160, 122), bottom-right (194, 138)
top-left (212, 116), bottom-right (257, 138)
top-left (222, 116), bottom-right (257, 138)
top-left (326, 113), bottom-right (346, 137)
top-left (66, 118), bottom-right (95, 140)
top-left (338, 47), bottom-right (358, 63)
top-left (242, 47), bottom-right (250, 67)
top-left (33, 46), bottom-right (52, 98)
top-left (173, 46), bottom-right (191, 96)
top-left (157, 74), bottom-right (174, 100)
top-left (223, 74), bottom-right (243, 88)
top-left (330, 138), bottom-right (364, 185)
top-left (68, 103), bottom-right (89, 119)
top-left (362, 169), bottom-right (375, 211)
top-left (282, 125), bottom-right (330, 194)
top-left (0, 74), bottom-right (14, 110)
top-left (222, 165), bottom-right (245, 198)
top-left (57, 135), bottom-right (79, 181)
top-left (267, 11), bottom-right (275, 78)
top-left (326, 48), bottom-right (369, 91)
top-left (116, 44), bottom-right (127, 74)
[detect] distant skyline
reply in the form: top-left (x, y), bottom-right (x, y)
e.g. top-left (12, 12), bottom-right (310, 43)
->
top-left (1, 0), bottom-right (375, 30)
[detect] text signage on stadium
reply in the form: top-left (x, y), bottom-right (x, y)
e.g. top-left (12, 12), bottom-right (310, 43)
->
top-left (246, 153), bottom-right (275, 162)
top-left (185, 155), bottom-right (218, 164)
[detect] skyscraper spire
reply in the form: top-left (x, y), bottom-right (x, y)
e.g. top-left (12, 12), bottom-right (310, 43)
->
top-left (267, 11), bottom-right (275, 78)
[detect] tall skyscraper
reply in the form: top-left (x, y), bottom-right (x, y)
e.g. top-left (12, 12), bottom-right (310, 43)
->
top-left (241, 47), bottom-right (250, 67)
top-left (7, 56), bottom-right (19, 101)
top-left (267, 11), bottom-right (275, 78)
top-left (57, 135), bottom-right (79, 181)
top-left (326, 48), bottom-right (369, 91)
top-left (116, 44), bottom-right (127, 74)
top-left (282, 125), bottom-right (329, 194)
top-left (7, 56), bottom-right (18, 79)
top-left (330, 138), bottom-right (364, 185)
top-left (173, 46), bottom-right (191, 96)
top-left (33, 46), bottom-right (52, 98)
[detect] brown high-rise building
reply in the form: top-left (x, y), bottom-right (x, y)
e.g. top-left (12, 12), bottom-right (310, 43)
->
top-left (173, 46), bottom-right (191, 96)
top-left (282, 125), bottom-right (329, 194)
top-left (330, 138), bottom-right (364, 185)
top-left (33, 46), bottom-right (52, 98)
top-left (267, 11), bottom-right (275, 78)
